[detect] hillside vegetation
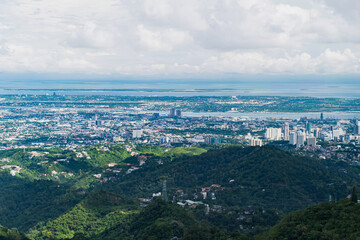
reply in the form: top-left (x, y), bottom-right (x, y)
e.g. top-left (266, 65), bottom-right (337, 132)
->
top-left (257, 199), bottom-right (360, 240)
top-left (28, 191), bottom-right (139, 240)
top-left (97, 199), bottom-right (248, 240)
top-left (0, 174), bottom-right (83, 231)
top-left (106, 146), bottom-right (355, 212)
top-left (1, 145), bottom-right (360, 238)
top-left (0, 225), bottom-right (28, 240)
top-left (29, 193), bottom-right (247, 240)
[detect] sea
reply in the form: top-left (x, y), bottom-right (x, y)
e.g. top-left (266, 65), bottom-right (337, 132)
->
top-left (0, 78), bottom-right (359, 119)
top-left (0, 78), bottom-right (359, 98)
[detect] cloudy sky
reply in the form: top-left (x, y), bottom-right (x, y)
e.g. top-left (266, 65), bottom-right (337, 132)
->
top-left (0, 0), bottom-right (359, 79)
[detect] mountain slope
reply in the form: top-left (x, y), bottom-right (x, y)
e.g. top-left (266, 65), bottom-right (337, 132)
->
top-left (0, 225), bottom-right (28, 240)
top-left (106, 146), bottom-right (354, 212)
top-left (97, 199), bottom-right (247, 240)
top-left (29, 193), bottom-right (247, 240)
top-left (28, 191), bottom-right (139, 240)
top-left (257, 199), bottom-right (360, 240)
top-left (0, 174), bottom-right (84, 231)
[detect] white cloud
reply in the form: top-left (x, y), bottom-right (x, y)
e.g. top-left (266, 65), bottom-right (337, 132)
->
top-left (0, 0), bottom-right (359, 76)
top-left (202, 49), bottom-right (360, 74)
top-left (137, 25), bottom-right (192, 51)
top-left (316, 48), bottom-right (360, 73)
top-left (0, 40), bottom-right (10, 55)
top-left (65, 22), bottom-right (118, 49)
top-left (143, 0), bottom-right (172, 18)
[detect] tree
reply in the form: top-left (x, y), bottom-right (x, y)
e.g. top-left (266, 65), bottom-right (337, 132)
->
top-left (352, 186), bottom-right (358, 203)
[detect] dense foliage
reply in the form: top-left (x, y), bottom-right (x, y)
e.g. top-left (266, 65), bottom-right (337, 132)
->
top-left (28, 191), bottom-right (138, 240)
top-left (98, 199), bottom-right (247, 240)
top-left (29, 193), bottom-right (246, 240)
top-left (0, 144), bottom-right (210, 233)
top-left (0, 174), bottom-right (83, 231)
top-left (0, 226), bottom-right (28, 240)
top-left (1, 145), bottom-right (360, 238)
top-left (106, 146), bottom-right (354, 211)
top-left (257, 199), bottom-right (360, 240)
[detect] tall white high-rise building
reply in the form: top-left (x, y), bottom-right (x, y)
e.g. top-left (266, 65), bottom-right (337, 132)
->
top-left (159, 137), bottom-right (169, 144)
top-left (296, 132), bottom-right (305, 148)
top-left (265, 128), bottom-right (282, 140)
top-left (356, 120), bottom-right (360, 135)
top-left (132, 130), bottom-right (143, 138)
top-left (289, 132), bottom-right (297, 145)
top-left (284, 122), bottom-right (289, 140)
top-left (314, 128), bottom-right (320, 138)
top-left (332, 128), bottom-right (345, 139)
top-left (307, 137), bottom-right (317, 147)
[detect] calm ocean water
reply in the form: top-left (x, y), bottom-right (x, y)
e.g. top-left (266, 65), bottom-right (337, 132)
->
top-left (0, 78), bottom-right (359, 119)
top-left (0, 78), bottom-right (359, 97)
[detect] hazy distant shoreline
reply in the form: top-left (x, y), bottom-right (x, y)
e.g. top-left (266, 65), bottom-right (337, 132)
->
top-left (0, 88), bottom-right (359, 98)
top-left (148, 111), bottom-right (360, 120)
top-left (0, 77), bottom-right (359, 98)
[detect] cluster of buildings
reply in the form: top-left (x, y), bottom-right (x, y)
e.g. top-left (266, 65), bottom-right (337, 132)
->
top-left (168, 108), bottom-right (182, 118)
top-left (0, 107), bottom-right (235, 149)
top-left (0, 100), bottom-right (358, 162)
top-left (261, 118), bottom-right (360, 148)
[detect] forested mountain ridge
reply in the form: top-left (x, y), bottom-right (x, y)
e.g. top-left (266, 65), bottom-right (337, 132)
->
top-left (29, 193), bottom-right (248, 240)
top-left (257, 199), bottom-right (360, 240)
top-left (0, 145), bottom-right (206, 232)
top-left (96, 199), bottom-right (248, 240)
top-left (105, 146), bottom-right (355, 212)
top-left (1, 145), bottom-right (360, 238)
top-left (0, 174), bottom-right (84, 231)
top-left (28, 191), bottom-right (139, 240)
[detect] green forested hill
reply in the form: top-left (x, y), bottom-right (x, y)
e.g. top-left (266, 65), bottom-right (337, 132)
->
top-left (29, 192), bottom-right (247, 240)
top-left (97, 199), bottom-right (247, 240)
top-left (106, 146), bottom-right (356, 212)
top-left (28, 191), bottom-right (139, 240)
top-left (0, 174), bottom-right (84, 231)
top-left (0, 225), bottom-right (28, 240)
top-left (1, 145), bottom-right (360, 238)
top-left (0, 145), bottom-right (209, 234)
top-left (257, 199), bottom-right (360, 240)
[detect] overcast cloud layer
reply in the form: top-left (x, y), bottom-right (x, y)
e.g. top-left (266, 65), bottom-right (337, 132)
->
top-left (0, 0), bottom-right (359, 77)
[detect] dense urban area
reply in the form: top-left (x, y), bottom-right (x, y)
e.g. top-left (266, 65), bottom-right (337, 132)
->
top-left (0, 95), bottom-right (359, 159)
top-left (1, 94), bottom-right (360, 240)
